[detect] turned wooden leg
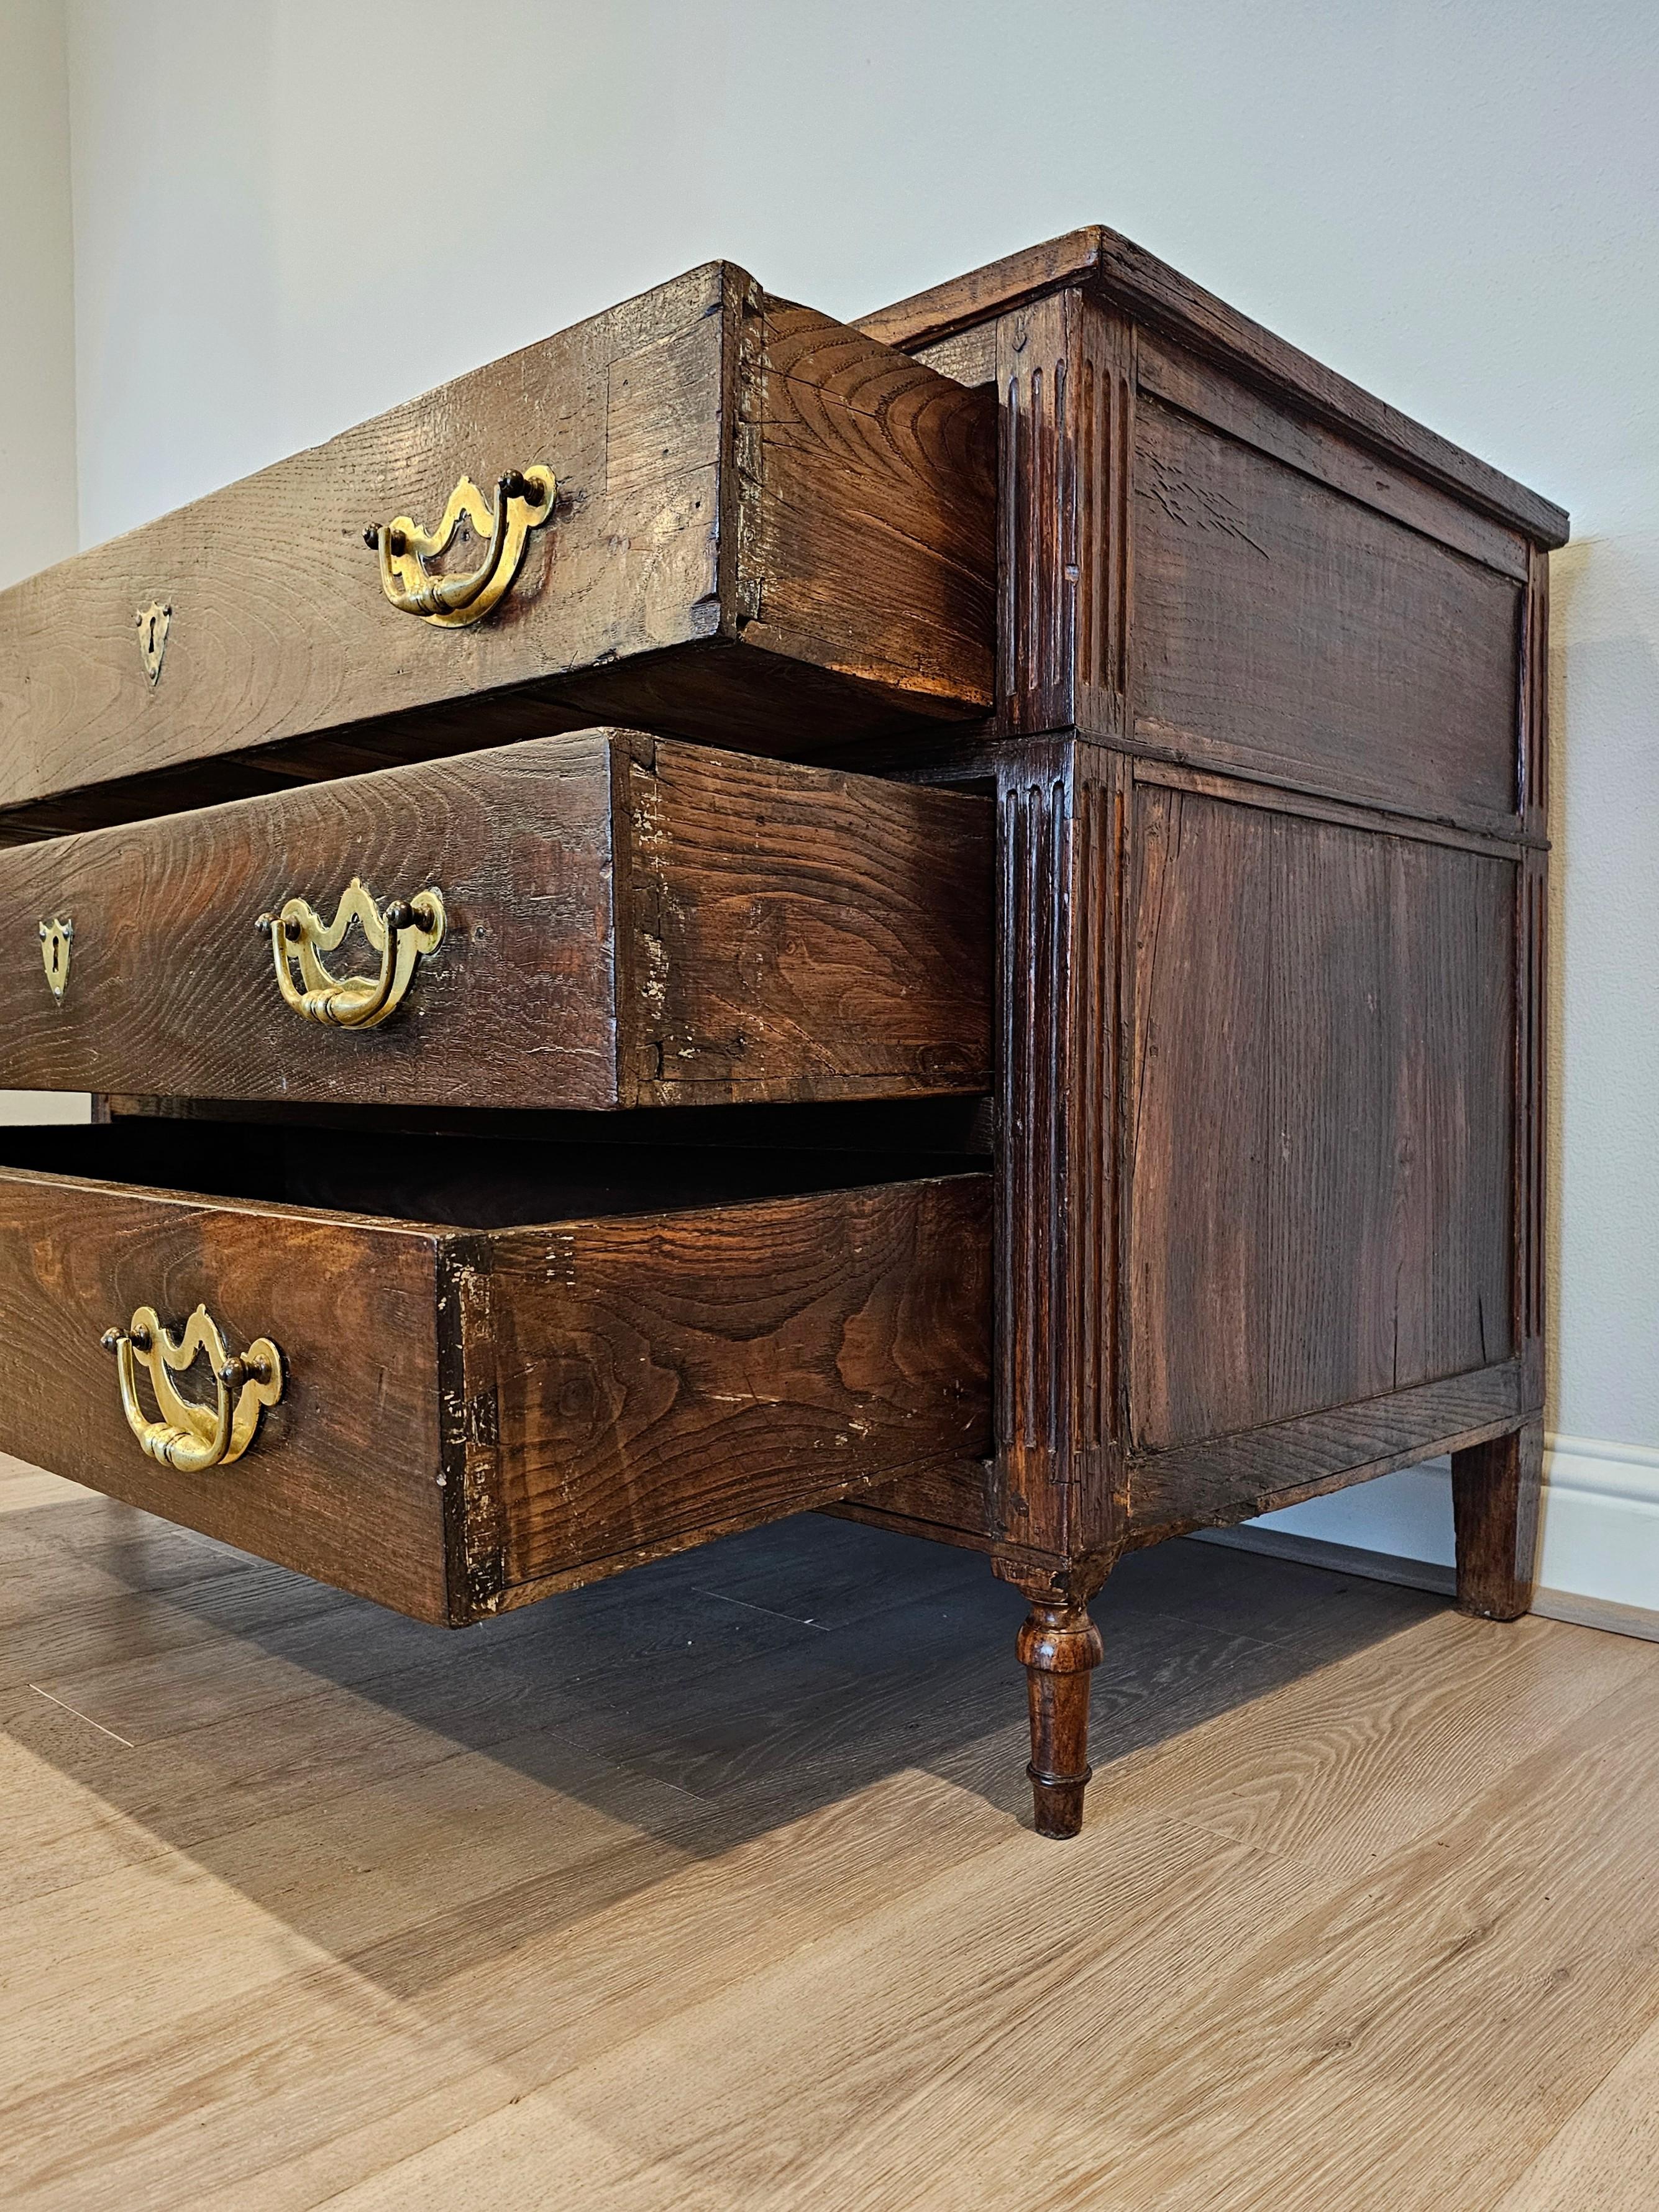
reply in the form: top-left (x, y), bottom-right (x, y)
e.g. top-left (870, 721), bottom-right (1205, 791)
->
top-left (1452, 1417), bottom-right (1544, 1622)
top-left (1017, 1598), bottom-right (1104, 1839)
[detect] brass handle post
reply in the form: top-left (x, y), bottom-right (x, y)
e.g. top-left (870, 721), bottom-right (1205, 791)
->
top-left (101, 1305), bottom-right (283, 1474)
top-left (363, 464), bottom-right (554, 627)
top-left (255, 877), bottom-right (446, 1030)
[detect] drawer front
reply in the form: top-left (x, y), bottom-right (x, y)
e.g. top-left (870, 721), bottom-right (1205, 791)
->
top-left (0, 1163), bottom-right (452, 1620)
top-left (0, 265), bottom-right (994, 843)
top-left (0, 731), bottom-right (992, 1110)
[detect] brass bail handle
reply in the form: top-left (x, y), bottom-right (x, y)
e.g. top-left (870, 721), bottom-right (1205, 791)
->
top-left (100, 1304), bottom-right (283, 1474)
top-left (363, 464), bottom-right (555, 627)
top-left (256, 877), bottom-right (446, 1030)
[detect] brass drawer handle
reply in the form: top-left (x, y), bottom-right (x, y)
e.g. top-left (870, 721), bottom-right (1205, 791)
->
top-left (101, 1304), bottom-right (283, 1474)
top-left (362, 465), bottom-right (555, 627)
top-left (257, 877), bottom-right (446, 1030)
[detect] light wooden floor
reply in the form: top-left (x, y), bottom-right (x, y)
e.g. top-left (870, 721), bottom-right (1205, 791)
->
top-left (5, 1456), bottom-right (1659, 2210)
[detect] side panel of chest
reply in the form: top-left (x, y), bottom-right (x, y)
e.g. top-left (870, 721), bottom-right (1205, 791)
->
top-left (1130, 394), bottom-right (1522, 825)
top-left (1125, 778), bottom-right (1516, 1455)
top-left (912, 296), bottom-right (1530, 839)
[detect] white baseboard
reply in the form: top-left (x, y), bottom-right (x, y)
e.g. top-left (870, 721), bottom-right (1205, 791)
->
top-left (1198, 1432), bottom-right (1659, 1641)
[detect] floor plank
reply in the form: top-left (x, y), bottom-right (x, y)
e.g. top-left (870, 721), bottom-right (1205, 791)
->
top-left (1491, 2013), bottom-right (1659, 2210)
top-left (4, 1455), bottom-right (1658, 2210)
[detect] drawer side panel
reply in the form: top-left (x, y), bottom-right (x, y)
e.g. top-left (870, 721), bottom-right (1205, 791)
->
top-left (741, 299), bottom-right (997, 711)
top-left (627, 739), bottom-right (993, 1104)
top-left (487, 1175), bottom-right (993, 1587)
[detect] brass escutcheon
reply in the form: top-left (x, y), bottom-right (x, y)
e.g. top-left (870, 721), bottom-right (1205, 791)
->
top-left (256, 877), bottom-right (446, 1030)
top-left (100, 1305), bottom-right (283, 1474)
top-left (363, 465), bottom-right (555, 627)
top-left (135, 600), bottom-right (171, 685)
top-left (39, 916), bottom-right (72, 1002)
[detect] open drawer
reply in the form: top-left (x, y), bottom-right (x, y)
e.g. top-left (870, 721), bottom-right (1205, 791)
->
top-left (0, 263), bottom-right (995, 843)
top-left (0, 729), bottom-right (992, 1112)
top-left (0, 1120), bottom-right (990, 1624)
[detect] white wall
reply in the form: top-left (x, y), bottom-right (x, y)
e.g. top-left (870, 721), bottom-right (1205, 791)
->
top-left (0, 0), bottom-right (75, 583)
top-left (0, 0), bottom-right (86, 1128)
top-left (14, 1), bottom-right (1659, 1596)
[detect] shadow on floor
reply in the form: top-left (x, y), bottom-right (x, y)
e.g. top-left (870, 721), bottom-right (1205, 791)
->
top-left (2, 1484), bottom-right (1443, 1998)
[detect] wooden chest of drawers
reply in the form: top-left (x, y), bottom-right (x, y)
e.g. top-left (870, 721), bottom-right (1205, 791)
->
top-left (0, 226), bottom-right (1568, 1839)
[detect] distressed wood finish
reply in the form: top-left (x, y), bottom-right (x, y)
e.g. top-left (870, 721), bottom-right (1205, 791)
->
top-left (860, 224), bottom-right (1570, 547)
top-left (0, 224), bottom-right (1566, 1840)
top-left (1018, 1596), bottom-right (1104, 1839)
top-left (995, 741), bottom-right (1122, 1574)
top-left (1125, 1366), bottom-right (1527, 1540)
top-left (620, 736), bottom-right (992, 1105)
top-left (0, 1163), bottom-right (450, 1620)
top-left (482, 1176), bottom-right (992, 1604)
top-left (1454, 1418), bottom-right (1546, 1622)
top-left (1134, 335), bottom-right (1531, 578)
top-left (1126, 782), bottom-right (1515, 1451)
top-left (0, 267), bottom-right (995, 842)
top-left (1131, 395), bottom-right (1524, 828)
top-left (994, 293), bottom-right (1137, 743)
top-left (0, 1123), bottom-right (990, 1626)
top-left (847, 227), bottom-right (1563, 1831)
top-left (0, 729), bottom-right (992, 1110)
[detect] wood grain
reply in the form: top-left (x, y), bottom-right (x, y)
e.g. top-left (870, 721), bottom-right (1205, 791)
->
top-left (995, 742), bottom-right (1122, 1569)
top-left (4, 1491), bottom-right (1647, 2206)
top-left (484, 1175), bottom-right (992, 1592)
top-left (1453, 1417), bottom-right (1544, 1620)
top-left (0, 735), bottom-right (621, 1112)
top-left (958, 288), bottom-right (1136, 745)
top-left (1127, 780), bottom-right (1515, 1451)
top-left (1126, 1367), bottom-right (1525, 1539)
top-left (859, 222), bottom-right (1570, 547)
top-left (0, 267), bottom-right (995, 840)
top-left (1131, 395), bottom-right (1524, 826)
top-left (996, 288), bottom-right (1084, 736)
top-left (1136, 333), bottom-right (1532, 580)
top-left (622, 736), bottom-right (992, 1104)
top-left (0, 1122), bottom-right (992, 1630)
top-left (1018, 1595), bottom-right (1102, 1837)
top-left (1133, 756), bottom-right (1540, 859)
top-left (0, 1161), bottom-right (452, 1620)
top-left (739, 299), bottom-right (997, 710)
top-left (0, 729), bottom-right (992, 1112)
top-left (1491, 2014), bottom-right (1659, 2210)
